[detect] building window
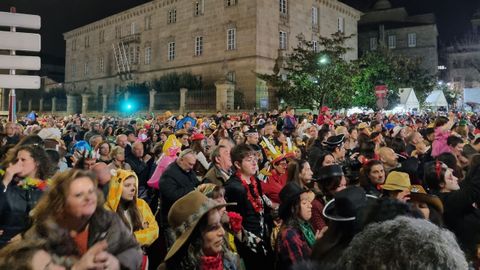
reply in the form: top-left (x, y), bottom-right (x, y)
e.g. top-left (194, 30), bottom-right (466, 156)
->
top-left (145, 15), bottom-right (152, 30)
top-left (145, 46), bottom-right (152, 65)
top-left (225, 0), bottom-right (236, 7)
top-left (168, 9), bottom-right (177, 24)
top-left (312, 40), bottom-right (318, 52)
top-left (99, 30), bottom-right (105, 44)
top-left (71, 63), bottom-right (76, 78)
top-left (227, 28), bottom-right (236, 50)
top-left (279, 0), bottom-right (287, 14)
top-left (194, 0), bottom-right (204, 16)
top-left (338, 17), bottom-right (345, 33)
top-left (84, 61), bottom-right (89, 77)
top-left (131, 22), bottom-right (137, 35)
top-left (311, 7), bottom-right (318, 27)
top-left (84, 35), bottom-right (90, 48)
top-left (99, 57), bottom-right (104, 73)
top-left (72, 39), bottom-right (77, 51)
top-left (129, 46), bottom-right (140, 64)
top-left (195, 36), bottom-right (203, 56)
top-left (279, 31), bottom-right (287, 50)
top-left (388, 35), bottom-right (396, 49)
top-left (370, 37), bottom-right (377, 51)
top-left (115, 26), bottom-right (121, 38)
top-left (227, 71), bottom-right (236, 82)
top-left (408, 33), bottom-right (416, 47)
top-left (168, 42), bottom-right (175, 61)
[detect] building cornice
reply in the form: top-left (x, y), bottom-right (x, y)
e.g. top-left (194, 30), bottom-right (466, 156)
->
top-left (64, 0), bottom-right (178, 39)
top-left (317, 0), bottom-right (363, 20)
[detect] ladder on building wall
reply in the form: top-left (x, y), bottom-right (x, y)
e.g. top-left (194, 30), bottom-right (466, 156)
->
top-left (112, 41), bottom-right (133, 80)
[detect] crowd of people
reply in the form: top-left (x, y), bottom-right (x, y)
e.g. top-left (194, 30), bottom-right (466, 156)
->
top-left (0, 106), bottom-right (479, 269)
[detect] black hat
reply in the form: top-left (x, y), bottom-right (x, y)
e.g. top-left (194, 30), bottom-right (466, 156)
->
top-left (323, 186), bottom-right (377, 222)
top-left (314, 164), bottom-right (344, 181)
top-left (324, 134), bottom-right (345, 148)
top-left (244, 127), bottom-right (258, 136)
top-left (278, 182), bottom-right (309, 220)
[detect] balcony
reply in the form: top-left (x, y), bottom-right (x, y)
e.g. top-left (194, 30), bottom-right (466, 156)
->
top-left (120, 33), bottom-right (141, 44)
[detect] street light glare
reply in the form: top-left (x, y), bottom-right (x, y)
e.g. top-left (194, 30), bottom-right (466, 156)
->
top-left (318, 55), bottom-right (329, 65)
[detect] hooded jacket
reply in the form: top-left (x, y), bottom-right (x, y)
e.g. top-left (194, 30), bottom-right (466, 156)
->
top-left (105, 169), bottom-right (159, 246)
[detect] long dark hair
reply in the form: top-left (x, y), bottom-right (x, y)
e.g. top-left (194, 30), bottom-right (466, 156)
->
top-left (166, 210), bottom-right (235, 270)
top-left (15, 144), bottom-right (53, 179)
top-left (359, 160), bottom-right (384, 188)
top-left (117, 199), bottom-right (143, 232)
top-left (287, 159), bottom-right (309, 186)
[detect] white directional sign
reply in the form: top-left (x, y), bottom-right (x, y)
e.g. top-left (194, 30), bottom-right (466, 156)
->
top-left (0, 31), bottom-right (41, 52)
top-left (0, 11), bottom-right (41, 29)
top-left (0, 55), bottom-right (41, 70)
top-left (0, 75), bottom-right (41, 89)
top-left (0, 10), bottom-right (42, 90)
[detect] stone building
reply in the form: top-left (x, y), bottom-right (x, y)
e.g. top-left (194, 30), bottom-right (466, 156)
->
top-left (358, 0), bottom-right (439, 76)
top-left (63, 0), bottom-right (361, 113)
top-left (446, 9), bottom-right (480, 91)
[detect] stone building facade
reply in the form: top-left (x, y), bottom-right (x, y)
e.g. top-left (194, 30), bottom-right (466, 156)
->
top-left (446, 9), bottom-right (480, 91)
top-left (358, 0), bottom-right (438, 76)
top-left (63, 0), bottom-right (360, 113)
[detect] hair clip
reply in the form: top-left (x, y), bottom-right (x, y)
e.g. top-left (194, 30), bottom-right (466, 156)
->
top-left (435, 160), bottom-right (442, 180)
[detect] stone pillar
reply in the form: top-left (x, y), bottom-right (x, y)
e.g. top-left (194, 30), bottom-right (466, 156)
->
top-left (215, 80), bottom-right (235, 111)
top-left (51, 97), bottom-right (57, 113)
top-left (66, 95), bottom-right (75, 114)
top-left (18, 100), bottom-right (22, 113)
top-left (149, 89), bottom-right (156, 112)
top-left (102, 94), bottom-right (108, 113)
top-left (39, 97), bottom-right (44, 112)
top-left (28, 99), bottom-right (32, 112)
top-left (81, 94), bottom-right (89, 115)
top-left (0, 88), bottom-right (6, 111)
top-left (179, 88), bottom-right (187, 114)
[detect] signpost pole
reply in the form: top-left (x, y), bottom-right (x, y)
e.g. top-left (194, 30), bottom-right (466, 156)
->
top-left (8, 6), bottom-right (17, 122)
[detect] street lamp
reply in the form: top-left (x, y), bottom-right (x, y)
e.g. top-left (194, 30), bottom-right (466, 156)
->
top-left (318, 55), bottom-right (329, 65)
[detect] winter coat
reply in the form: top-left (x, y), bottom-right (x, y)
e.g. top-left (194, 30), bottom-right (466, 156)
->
top-left (0, 178), bottom-right (44, 247)
top-left (26, 208), bottom-right (143, 270)
top-left (203, 165), bottom-right (230, 186)
top-left (158, 162), bottom-right (199, 222)
top-left (434, 167), bottom-right (480, 259)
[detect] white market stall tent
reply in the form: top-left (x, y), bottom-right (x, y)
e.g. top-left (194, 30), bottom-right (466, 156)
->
top-left (398, 88), bottom-right (420, 111)
top-left (425, 90), bottom-right (448, 110)
top-left (464, 88), bottom-right (480, 111)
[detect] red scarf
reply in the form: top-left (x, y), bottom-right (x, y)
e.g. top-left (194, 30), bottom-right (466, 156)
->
top-left (200, 254), bottom-right (223, 270)
top-left (237, 172), bottom-right (263, 213)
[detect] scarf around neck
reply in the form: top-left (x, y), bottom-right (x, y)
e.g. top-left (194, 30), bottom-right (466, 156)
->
top-left (299, 220), bottom-right (316, 247)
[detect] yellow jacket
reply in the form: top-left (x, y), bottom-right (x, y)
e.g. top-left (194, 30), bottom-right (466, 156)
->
top-left (105, 169), bottom-right (159, 246)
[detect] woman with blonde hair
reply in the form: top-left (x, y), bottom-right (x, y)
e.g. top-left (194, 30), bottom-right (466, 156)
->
top-left (28, 169), bottom-right (142, 270)
top-left (107, 146), bottom-right (131, 171)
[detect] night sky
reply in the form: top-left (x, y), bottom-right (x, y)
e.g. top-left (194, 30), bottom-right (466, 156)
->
top-left (0, 0), bottom-right (478, 63)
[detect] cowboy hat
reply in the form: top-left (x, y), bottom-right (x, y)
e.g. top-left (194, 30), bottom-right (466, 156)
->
top-left (323, 186), bottom-right (377, 222)
top-left (409, 185), bottom-right (444, 214)
top-left (164, 191), bottom-right (235, 261)
top-left (278, 182), bottom-right (310, 220)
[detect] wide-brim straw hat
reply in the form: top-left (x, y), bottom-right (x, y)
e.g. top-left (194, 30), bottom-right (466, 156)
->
top-left (381, 171), bottom-right (411, 191)
top-left (164, 191), bottom-right (235, 261)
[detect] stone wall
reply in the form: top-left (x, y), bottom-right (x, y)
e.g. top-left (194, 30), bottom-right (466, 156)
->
top-left (64, 0), bottom-right (360, 109)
